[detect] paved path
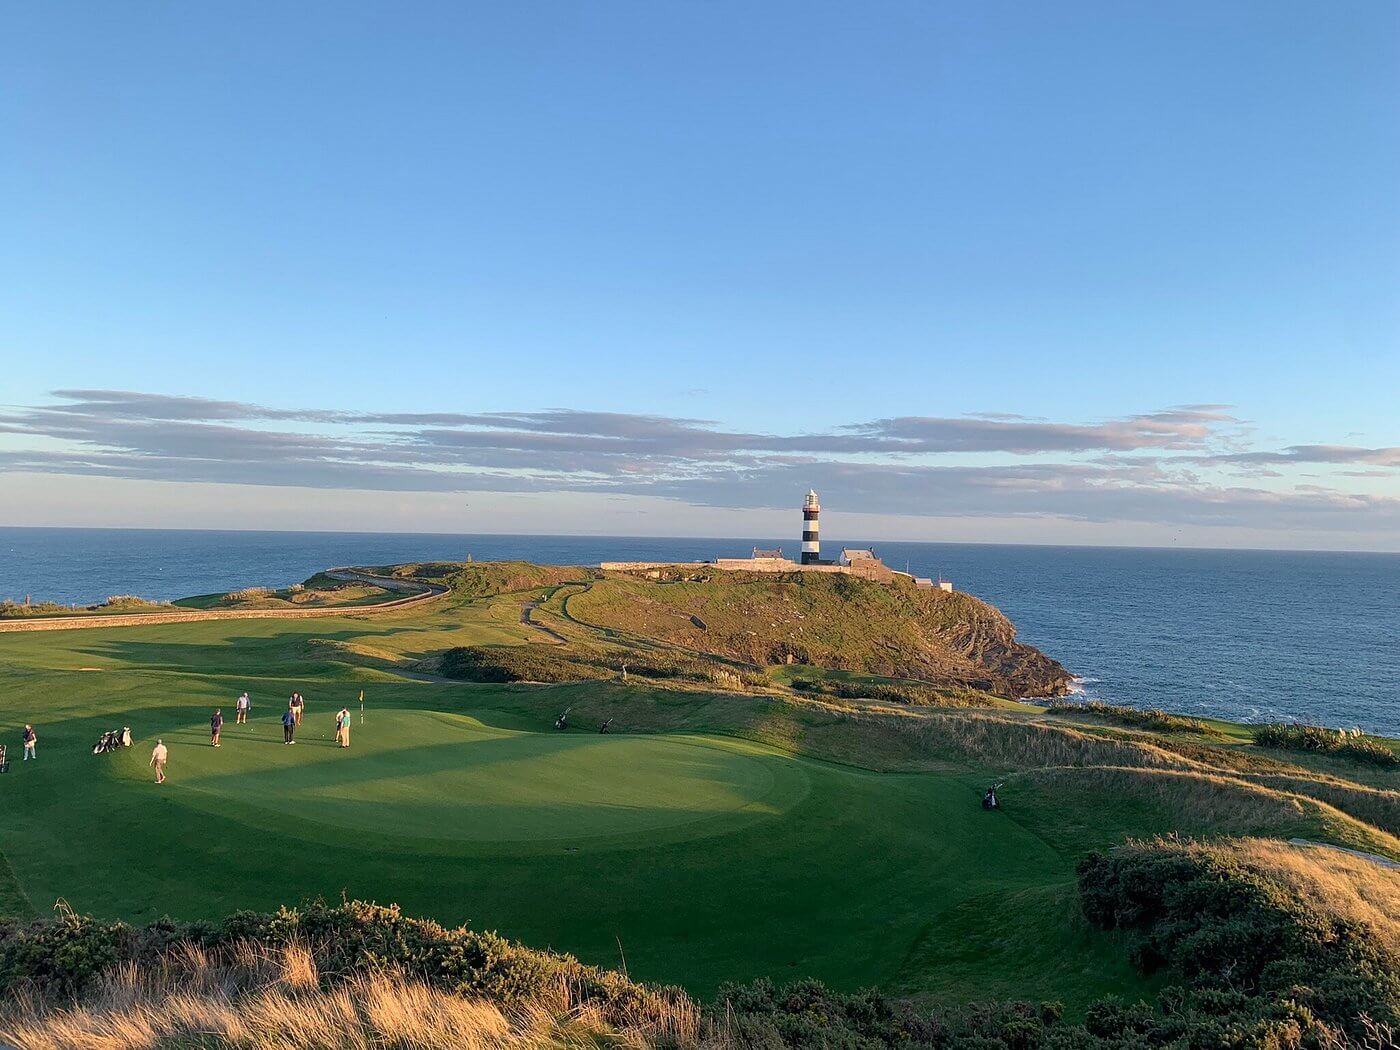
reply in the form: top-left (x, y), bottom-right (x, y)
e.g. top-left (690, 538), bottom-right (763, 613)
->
top-left (520, 601), bottom-right (568, 643)
top-left (0, 570), bottom-right (447, 634)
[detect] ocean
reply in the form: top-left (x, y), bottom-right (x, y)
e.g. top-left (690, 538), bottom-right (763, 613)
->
top-left (2, 527), bottom-right (1397, 735)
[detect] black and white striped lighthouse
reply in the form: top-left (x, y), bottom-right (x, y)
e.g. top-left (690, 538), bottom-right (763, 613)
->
top-left (801, 490), bottom-right (821, 564)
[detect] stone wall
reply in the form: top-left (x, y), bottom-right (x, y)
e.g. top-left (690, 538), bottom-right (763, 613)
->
top-left (599, 557), bottom-right (908, 585)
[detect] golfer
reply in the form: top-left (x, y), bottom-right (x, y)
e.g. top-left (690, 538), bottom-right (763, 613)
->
top-left (282, 707), bottom-right (296, 744)
top-left (335, 707), bottom-right (351, 748)
top-left (22, 724), bottom-right (36, 761)
top-left (210, 708), bottom-right (223, 747)
top-left (150, 739), bottom-right (168, 784)
top-left (235, 692), bottom-right (250, 724)
top-left (293, 692), bottom-right (305, 726)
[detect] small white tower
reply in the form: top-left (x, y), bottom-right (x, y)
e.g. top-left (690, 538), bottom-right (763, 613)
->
top-left (801, 490), bottom-right (821, 564)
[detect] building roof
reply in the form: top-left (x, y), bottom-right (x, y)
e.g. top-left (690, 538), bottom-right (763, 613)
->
top-left (840, 548), bottom-right (878, 561)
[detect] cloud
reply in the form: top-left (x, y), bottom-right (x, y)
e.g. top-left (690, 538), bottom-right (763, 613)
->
top-left (1201, 445), bottom-right (1400, 468)
top-left (845, 406), bottom-right (1239, 454)
top-left (0, 390), bottom-right (1395, 537)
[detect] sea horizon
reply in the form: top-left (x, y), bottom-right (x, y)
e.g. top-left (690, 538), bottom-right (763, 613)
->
top-left (4, 523), bottom-right (1398, 558)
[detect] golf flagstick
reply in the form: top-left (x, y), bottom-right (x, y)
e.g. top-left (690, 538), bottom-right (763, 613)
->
top-left (359, 690), bottom-right (364, 725)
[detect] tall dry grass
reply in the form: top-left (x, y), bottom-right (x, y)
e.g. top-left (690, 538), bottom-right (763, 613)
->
top-left (1215, 837), bottom-right (1400, 959)
top-left (871, 709), bottom-right (1208, 773)
top-left (1237, 774), bottom-right (1400, 838)
top-left (1018, 765), bottom-right (1400, 858)
top-left (0, 941), bottom-right (706, 1050)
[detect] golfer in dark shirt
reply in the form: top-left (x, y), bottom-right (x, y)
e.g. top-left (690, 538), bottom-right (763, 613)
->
top-left (210, 709), bottom-right (223, 747)
top-left (282, 708), bottom-right (296, 744)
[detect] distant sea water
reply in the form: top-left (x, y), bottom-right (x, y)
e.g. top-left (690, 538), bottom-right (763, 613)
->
top-left (2, 527), bottom-right (1398, 736)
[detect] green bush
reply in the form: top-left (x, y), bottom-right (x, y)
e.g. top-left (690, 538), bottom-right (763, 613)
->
top-left (1049, 700), bottom-right (1222, 737)
top-left (790, 677), bottom-right (981, 708)
top-left (98, 595), bottom-right (168, 609)
top-left (7, 881), bottom-right (1397, 1049)
top-left (720, 840), bottom-right (1399, 1048)
top-left (437, 644), bottom-right (766, 689)
top-left (0, 600), bottom-right (74, 618)
top-left (715, 977), bottom-right (1065, 1049)
top-left (1076, 841), bottom-right (1400, 1045)
top-left (0, 901), bottom-right (686, 1031)
top-left (1253, 722), bottom-right (1399, 767)
top-left (437, 645), bottom-right (606, 683)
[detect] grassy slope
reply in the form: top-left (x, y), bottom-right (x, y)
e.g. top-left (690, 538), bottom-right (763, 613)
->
top-left (0, 561), bottom-right (1396, 1012)
top-left (565, 569), bottom-right (1070, 697)
top-left (174, 572), bottom-right (396, 610)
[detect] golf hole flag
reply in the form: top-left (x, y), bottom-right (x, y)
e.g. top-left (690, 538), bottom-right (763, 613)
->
top-left (359, 690), bottom-right (364, 725)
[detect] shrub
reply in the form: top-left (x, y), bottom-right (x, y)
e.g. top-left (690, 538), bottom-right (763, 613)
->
top-left (0, 600), bottom-right (74, 619)
top-left (438, 645), bottom-right (608, 683)
top-left (221, 587), bottom-right (274, 602)
top-left (1049, 700), bottom-right (1223, 737)
top-left (1254, 722), bottom-right (1399, 767)
top-left (790, 677), bottom-right (981, 708)
top-left (437, 645), bottom-right (767, 689)
top-left (1077, 838), bottom-right (1400, 1045)
top-left (5, 883), bottom-right (1398, 1050)
top-left (99, 595), bottom-right (168, 609)
top-left (0, 900), bottom-right (688, 1032)
top-left (715, 978), bottom-right (1068, 1048)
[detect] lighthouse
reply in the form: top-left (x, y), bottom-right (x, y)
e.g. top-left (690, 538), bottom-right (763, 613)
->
top-left (801, 490), bottom-right (821, 564)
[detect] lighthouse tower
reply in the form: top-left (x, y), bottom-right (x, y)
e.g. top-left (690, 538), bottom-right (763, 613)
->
top-left (801, 490), bottom-right (821, 564)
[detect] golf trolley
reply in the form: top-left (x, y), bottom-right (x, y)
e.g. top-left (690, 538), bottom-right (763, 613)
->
top-left (0, 744), bottom-right (7, 773)
top-left (598, 718), bottom-right (614, 734)
top-left (554, 707), bottom-right (571, 730)
top-left (981, 780), bottom-right (1005, 811)
top-left (93, 727), bottom-right (133, 755)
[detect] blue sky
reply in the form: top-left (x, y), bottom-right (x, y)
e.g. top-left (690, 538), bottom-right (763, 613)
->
top-left (2, 2), bottom-right (1398, 548)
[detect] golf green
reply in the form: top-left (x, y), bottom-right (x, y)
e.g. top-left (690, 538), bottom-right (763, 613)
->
top-left (135, 711), bottom-right (811, 845)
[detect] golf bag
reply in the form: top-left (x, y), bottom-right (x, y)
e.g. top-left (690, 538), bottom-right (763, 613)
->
top-left (0, 744), bottom-right (8, 773)
top-left (92, 727), bottom-right (133, 755)
top-left (981, 781), bottom-right (1004, 810)
top-left (598, 718), bottom-right (614, 734)
top-left (554, 708), bottom-right (570, 730)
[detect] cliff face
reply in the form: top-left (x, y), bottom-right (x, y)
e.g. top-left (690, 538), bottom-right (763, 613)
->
top-left (568, 568), bottom-right (1072, 699)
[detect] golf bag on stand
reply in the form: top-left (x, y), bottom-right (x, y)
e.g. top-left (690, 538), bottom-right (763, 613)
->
top-left (93, 727), bottom-right (133, 755)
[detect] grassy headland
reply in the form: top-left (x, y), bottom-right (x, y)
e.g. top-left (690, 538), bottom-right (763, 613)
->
top-left (0, 558), bottom-right (1396, 1043)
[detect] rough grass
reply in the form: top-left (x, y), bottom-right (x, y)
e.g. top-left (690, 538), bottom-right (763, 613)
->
top-left (383, 561), bottom-right (597, 600)
top-left (567, 570), bottom-right (1069, 697)
top-left (1047, 699), bottom-right (1224, 738)
top-left (867, 708), bottom-right (1206, 773)
top-left (1238, 773), bottom-right (1400, 839)
top-left (1016, 765), bottom-right (1400, 859)
top-left (179, 578), bottom-right (395, 611)
top-left (0, 596), bottom-right (170, 619)
top-left (436, 643), bottom-right (767, 688)
top-left (1219, 837), bottom-right (1400, 957)
top-left (0, 940), bottom-right (701, 1050)
top-left (1254, 722), bottom-right (1400, 768)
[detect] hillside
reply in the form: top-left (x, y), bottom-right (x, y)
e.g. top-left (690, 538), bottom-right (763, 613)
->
top-left (5, 555), bottom-right (1400, 1037)
top-left (565, 565), bottom-right (1071, 698)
